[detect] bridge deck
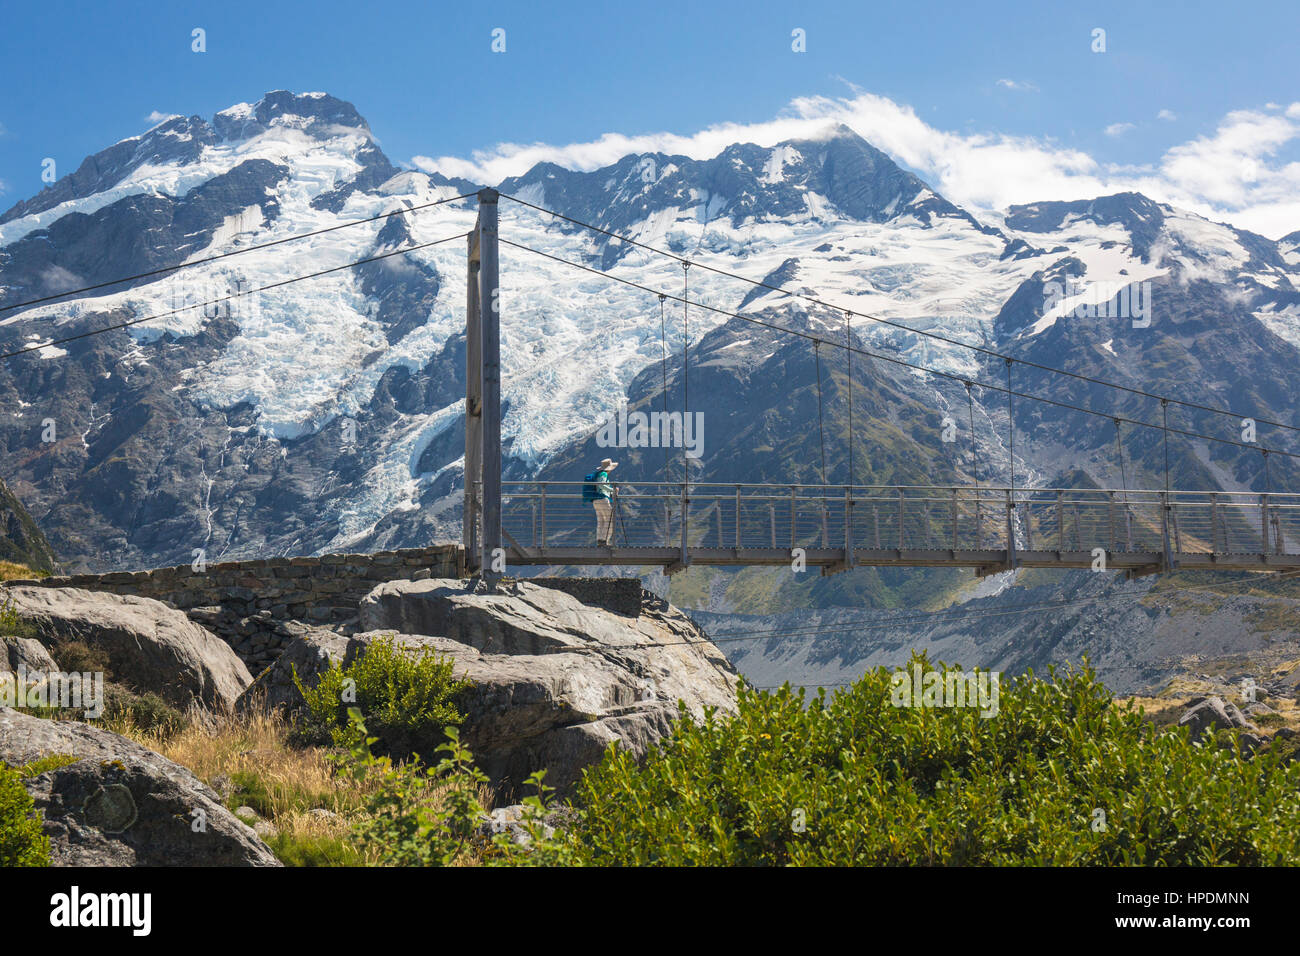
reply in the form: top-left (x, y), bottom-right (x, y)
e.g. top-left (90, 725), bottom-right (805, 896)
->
top-left (474, 482), bottom-right (1300, 576)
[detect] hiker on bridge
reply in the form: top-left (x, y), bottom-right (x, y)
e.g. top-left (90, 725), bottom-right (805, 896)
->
top-left (584, 457), bottom-right (619, 545)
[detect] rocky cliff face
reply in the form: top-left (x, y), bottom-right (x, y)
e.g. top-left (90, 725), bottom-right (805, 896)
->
top-left (0, 477), bottom-right (56, 573)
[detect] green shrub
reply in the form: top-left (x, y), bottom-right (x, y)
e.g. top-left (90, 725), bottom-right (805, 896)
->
top-left (0, 763), bottom-right (50, 866)
top-left (101, 683), bottom-right (188, 738)
top-left (335, 710), bottom-right (551, 867)
top-left (0, 595), bottom-right (39, 640)
top-left (295, 635), bottom-right (471, 758)
top-left (550, 655), bottom-right (1300, 866)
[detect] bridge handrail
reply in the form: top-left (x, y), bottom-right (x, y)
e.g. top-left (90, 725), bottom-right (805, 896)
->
top-left (499, 480), bottom-right (1300, 502)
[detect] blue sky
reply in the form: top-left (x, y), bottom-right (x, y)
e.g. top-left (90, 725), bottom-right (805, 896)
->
top-left (1, 0), bottom-right (1297, 235)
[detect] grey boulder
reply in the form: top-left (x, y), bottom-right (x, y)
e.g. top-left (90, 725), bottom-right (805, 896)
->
top-left (1, 586), bottom-right (251, 711)
top-left (0, 708), bottom-right (279, 866)
top-left (1, 636), bottom-right (60, 674)
top-left (236, 624), bottom-right (349, 715)
top-left (351, 578), bottom-right (740, 797)
top-left (1178, 696), bottom-right (1259, 741)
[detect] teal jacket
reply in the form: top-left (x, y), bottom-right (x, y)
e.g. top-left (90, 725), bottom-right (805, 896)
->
top-left (593, 470), bottom-right (614, 501)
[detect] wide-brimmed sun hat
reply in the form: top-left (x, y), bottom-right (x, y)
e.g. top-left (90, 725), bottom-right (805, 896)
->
top-left (599, 458), bottom-right (618, 470)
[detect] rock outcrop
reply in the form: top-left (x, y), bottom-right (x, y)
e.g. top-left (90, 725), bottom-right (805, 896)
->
top-left (0, 708), bottom-right (279, 866)
top-left (1, 636), bottom-right (60, 674)
top-left (352, 578), bottom-right (740, 796)
top-left (1178, 696), bottom-right (1260, 741)
top-left (0, 477), bottom-right (57, 574)
top-left (236, 623), bottom-right (350, 715)
top-left (1, 586), bottom-right (251, 711)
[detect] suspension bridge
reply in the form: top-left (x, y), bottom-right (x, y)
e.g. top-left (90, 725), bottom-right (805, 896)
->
top-left (460, 190), bottom-right (1300, 582)
top-left (6, 187), bottom-right (1300, 583)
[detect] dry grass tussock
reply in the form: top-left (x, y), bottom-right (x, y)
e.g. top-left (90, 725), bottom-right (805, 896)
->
top-left (109, 705), bottom-right (491, 866)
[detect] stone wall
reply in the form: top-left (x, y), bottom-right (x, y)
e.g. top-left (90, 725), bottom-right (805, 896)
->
top-left (4, 545), bottom-right (466, 673)
top-left (1, 548), bottom-right (654, 675)
top-left (524, 576), bottom-right (645, 618)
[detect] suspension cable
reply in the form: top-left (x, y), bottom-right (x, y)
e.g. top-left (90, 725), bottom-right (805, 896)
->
top-left (681, 262), bottom-right (690, 483)
top-left (845, 310), bottom-right (854, 487)
top-left (0, 191), bottom-right (479, 316)
top-left (1114, 418), bottom-right (1129, 502)
top-left (966, 381), bottom-right (979, 489)
top-left (1162, 399), bottom-right (1172, 497)
top-left (494, 236), bottom-right (1300, 463)
top-left (498, 190), bottom-right (1300, 447)
top-left (1, 231), bottom-right (473, 362)
top-left (1005, 358), bottom-right (1015, 495)
top-left (815, 340), bottom-right (828, 485)
top-left (658, 293), bottom-right (670, 482)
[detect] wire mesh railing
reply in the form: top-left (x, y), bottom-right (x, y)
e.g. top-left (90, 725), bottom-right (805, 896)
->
top-left (483, 482), bottom-right (1300, 558)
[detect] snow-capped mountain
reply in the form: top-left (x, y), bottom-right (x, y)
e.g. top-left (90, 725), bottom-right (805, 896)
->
top-left (2, 91), bottom-right (1299, 595)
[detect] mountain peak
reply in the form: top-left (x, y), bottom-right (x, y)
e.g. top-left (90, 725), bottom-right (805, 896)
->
top-left (1, 91), bottom-right (380, 227)
top-left (213, 90), bottom-right (372, 142)
top-left (1005, 192), bottom-right (1170, 259)
top-left (499, 123), bottom-right (988, 242)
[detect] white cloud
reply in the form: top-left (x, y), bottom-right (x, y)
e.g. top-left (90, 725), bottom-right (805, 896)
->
top-left (997, 78), bottom-right (1039, 92)
top-left (1157, 109), bottom-right (1177, 122)
top-left (412, 91), bottom-right (1300, 239)
top-left (144, 110), bottom-right (180, 126)
top-left (1105, 122), bottom-right (1136, 137)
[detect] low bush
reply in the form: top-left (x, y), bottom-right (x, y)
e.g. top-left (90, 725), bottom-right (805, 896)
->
top-left (100, 683), bottom-right (189, 739)
top-left (0, 595), bottom-right (40, 640)
top-left (335, 710), bottom-right (541, 867)
top-left (295, 634), bottom-right (471, 758)
top-left (548, 655), bottom-right (1300, 866)
top-left (0, 763), bottom-right (50, 867)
